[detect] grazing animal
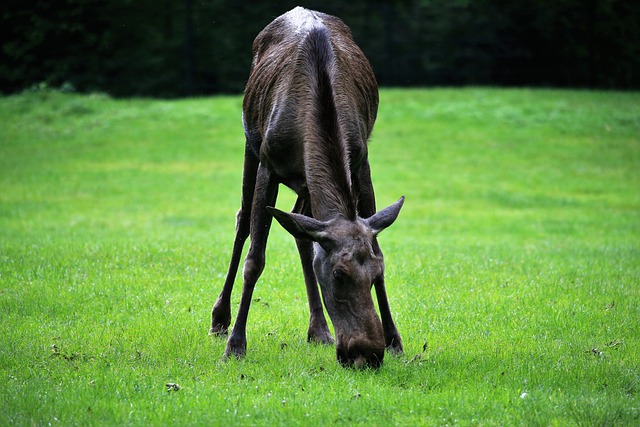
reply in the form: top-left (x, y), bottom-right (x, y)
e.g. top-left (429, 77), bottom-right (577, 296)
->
top-left (210, 7), bottom-right (404, 368)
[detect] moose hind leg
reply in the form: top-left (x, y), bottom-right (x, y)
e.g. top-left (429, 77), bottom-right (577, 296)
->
top-left (210, 208), bottom-right (248, 335)
top-left (297, 239), bottom-right (334, 344)
top-left (225, 164), bottom-right (278, 358)
top-left (355, 159), bottom-right (403, 354)
top-left (292, 197), bottom-right (334, 344)
top-left (374, 275), bottom-right (403, 354)
top-left (211, 147), bottom-right (259, 335)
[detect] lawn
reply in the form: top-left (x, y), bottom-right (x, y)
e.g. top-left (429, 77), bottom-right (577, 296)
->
top-left (1, 87), bottom-right (639, 425)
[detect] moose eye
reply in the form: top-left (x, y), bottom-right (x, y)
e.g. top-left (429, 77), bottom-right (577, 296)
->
top-left (332, 268), bottom-right (347, 282)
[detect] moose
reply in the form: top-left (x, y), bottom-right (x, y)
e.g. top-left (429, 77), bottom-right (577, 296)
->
top-left (210, 7), bottom-right (404, 368)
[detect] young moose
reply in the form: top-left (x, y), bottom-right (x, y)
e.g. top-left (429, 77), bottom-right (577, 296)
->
top-left (210, 7), bottom-right (404, 368)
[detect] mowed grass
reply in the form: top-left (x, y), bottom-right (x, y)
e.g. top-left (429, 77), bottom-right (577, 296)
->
top-left (1, 87), bottom-right (639, 425)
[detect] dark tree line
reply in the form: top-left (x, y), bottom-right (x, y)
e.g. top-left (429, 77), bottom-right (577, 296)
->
top-left (2, 0), bottom-right (639, 97)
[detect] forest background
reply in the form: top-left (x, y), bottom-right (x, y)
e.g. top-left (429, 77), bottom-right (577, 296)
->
top-left (2, 0), bottom-right (639, 98)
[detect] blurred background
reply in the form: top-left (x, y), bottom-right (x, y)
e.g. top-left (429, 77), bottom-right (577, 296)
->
top-left (2, 0), bottom-right (639, 97)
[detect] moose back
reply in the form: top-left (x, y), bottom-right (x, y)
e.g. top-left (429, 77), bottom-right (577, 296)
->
top-left (210, 7), bottom-right (404, 369)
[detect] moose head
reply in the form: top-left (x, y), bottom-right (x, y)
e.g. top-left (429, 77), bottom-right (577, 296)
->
top-left (268, 197), bottom-right (404, 368)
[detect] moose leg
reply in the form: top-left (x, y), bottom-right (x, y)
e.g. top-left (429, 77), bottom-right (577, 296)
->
top-left (355, 160), bottom-right (404, 354)
top-left (372, 275), bottom-right (403, 354)
top-left (292, 196), bottom-right (334, 344)
top-left (225, 163), bottom-right (278, 358)
top-left (210, 147), bottom-right (259, 335)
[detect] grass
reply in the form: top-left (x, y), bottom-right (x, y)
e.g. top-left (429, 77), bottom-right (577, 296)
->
top-left (1, 86), bottom-right (639, 425)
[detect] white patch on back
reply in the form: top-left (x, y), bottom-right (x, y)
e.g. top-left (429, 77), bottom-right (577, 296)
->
top-left (286, 6), bottom-right (323, 34)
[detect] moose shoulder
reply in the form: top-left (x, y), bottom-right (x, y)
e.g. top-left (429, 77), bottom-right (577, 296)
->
top-left (210, 7), bottom-right (404, 369)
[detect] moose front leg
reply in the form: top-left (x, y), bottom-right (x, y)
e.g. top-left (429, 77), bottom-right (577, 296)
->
top-left (355, 159), bottom-right (404, 354)
top-left (225, 163), bottom-right (278, 358)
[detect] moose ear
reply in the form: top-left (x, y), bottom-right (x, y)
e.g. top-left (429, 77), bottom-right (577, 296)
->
top-left (266, 206), bottom-right (329, 242)
top-left (365, 196), bottom-right (405, 236)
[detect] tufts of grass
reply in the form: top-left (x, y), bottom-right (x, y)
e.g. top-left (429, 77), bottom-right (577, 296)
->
top-left (1, 87), bottom-right (639, 425)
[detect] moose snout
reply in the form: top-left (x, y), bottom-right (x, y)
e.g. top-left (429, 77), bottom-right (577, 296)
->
top-left (336, 335), bottom-right (385, 369)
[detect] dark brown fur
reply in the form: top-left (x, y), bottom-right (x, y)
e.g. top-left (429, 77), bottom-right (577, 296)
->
top-left (210, 7), bottom-right (404, 368)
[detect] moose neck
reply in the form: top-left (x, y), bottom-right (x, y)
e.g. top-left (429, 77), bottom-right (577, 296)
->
top-left (304, 127), bottom-right (357, 222)
top-left (301, 27), bottom-right (357, 223)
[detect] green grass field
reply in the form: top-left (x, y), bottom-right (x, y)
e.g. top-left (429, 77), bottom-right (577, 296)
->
top-left (1, 87), bottom-right (639, 425)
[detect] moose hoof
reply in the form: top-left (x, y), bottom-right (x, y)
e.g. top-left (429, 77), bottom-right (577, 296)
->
top-left (307, 316), bottom-right (334, 345)
top-left (308, 329), bottom-right (335, 345)
top-left (210, 306), bottom-right (231, 336)
top-left (223, 335), bottom-right (247, 360)
top-left (386, 336), bottom-right (404, 356)
top-left (209, 323), bottom-right (229, 337)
